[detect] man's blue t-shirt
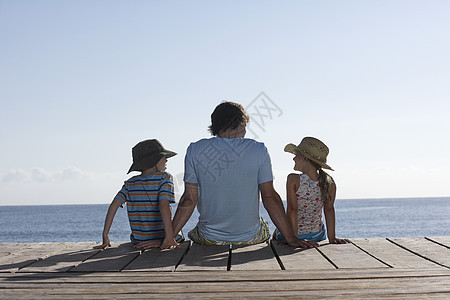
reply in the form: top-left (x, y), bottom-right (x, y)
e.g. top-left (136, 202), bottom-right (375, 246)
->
top-left (184, 137), bottom-right (273, 242)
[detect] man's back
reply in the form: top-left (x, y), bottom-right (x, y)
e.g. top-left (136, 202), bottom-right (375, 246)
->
top-left (184, 137), bottom-right (273, 242)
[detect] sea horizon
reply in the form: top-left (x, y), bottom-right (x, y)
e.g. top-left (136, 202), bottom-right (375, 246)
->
top-left (1, 197), bottom-right (449, 243)
top-left (1, 196), bottom-right (449, 207)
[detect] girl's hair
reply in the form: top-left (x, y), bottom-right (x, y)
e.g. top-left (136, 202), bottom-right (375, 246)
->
top-left (310, 161), bottom-right (335, 202)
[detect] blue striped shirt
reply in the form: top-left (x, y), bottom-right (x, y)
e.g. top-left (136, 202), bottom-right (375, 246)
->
top-left (115, 171), bottom-right (175, 242)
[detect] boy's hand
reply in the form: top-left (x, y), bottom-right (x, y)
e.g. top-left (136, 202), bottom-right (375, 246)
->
top-left (94, 235), bottom-right (111, 249)
top-left (160, 237), bottom-right (180, 250)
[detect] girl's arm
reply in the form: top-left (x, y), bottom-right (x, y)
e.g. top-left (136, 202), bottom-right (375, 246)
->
top-left (94, 198), bottom-right (122, 249)
top-left (159, 198), bottom-right (180, 249)
top-left (323, 182), bottom-right (350, 244)
top-left (286, 174), bottom-right (299, 237)
top-left (260, 180), bottom-right (318, 248)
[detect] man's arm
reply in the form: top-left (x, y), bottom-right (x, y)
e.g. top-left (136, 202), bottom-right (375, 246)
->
top-left (259, 181), bottom-right (318, 248)
top-left (172, 182), bottom-right (199, 236)
top-left (286, 174), bottom-right (300, 235)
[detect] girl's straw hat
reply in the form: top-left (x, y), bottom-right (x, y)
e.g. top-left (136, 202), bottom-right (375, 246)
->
top-left (284, 137), bottom-right (334, 171)
top-left (128, 139), bottom-right (177, 173)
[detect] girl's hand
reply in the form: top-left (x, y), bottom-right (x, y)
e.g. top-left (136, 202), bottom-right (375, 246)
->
top-left (94, 235), bottom-right (111, 249)
top-left (160, 237), bottom-right (180, 250)
top-left (329, 237), bottom-right (350, 244)
top-left (288, 238), bottom-right (319, 248)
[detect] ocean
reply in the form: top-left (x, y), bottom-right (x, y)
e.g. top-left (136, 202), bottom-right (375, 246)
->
top-left (0, 197), bottom-right (449, 243)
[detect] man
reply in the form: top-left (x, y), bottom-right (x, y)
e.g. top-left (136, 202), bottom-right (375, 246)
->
top-left (172, 101), bottom-right (317, 248)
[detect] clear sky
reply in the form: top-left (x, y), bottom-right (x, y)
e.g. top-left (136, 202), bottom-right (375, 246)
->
top-left (1, 0), bottom-right (449, 206)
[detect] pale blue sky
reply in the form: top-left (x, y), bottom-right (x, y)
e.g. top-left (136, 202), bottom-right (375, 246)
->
top-left (1, 0), bottom-right (449, 205)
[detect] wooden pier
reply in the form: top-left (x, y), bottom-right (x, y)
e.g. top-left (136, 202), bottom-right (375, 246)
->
top-left (1, 237), bottom-right (450, 299)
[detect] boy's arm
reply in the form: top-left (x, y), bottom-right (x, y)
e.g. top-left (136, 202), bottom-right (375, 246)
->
top-left (260, 181), bottom-right (318, 248)
top-left (172, 182), bottom-right (198, 236)
top-left (159, 198), bottom-right (180, 249)
top-left (94, 198), bottom-right (122, 249)
top-left (323, 183), bottom-right (350, 244)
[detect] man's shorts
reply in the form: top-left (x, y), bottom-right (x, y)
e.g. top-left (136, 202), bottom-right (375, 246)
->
top-left (188, 217), bottom-right (271, 245)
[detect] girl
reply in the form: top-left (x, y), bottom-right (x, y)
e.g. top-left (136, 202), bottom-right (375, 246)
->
top-left (274, 137), bottom-right (349, 244)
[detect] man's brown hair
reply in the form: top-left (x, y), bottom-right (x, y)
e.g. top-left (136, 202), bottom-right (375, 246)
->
top-left (208, 101), bottom-right (250, 136)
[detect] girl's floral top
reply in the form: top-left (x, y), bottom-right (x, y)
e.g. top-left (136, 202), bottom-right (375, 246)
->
top-left (296, 173), bottom-right (323, 234)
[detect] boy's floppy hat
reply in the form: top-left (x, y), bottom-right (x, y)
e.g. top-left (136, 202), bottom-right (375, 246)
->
top-left (284, 137), bottom-right (334, 171)
top-left (128, 139), bottom-right (177, 173)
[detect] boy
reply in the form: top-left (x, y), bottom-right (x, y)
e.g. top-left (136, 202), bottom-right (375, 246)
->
top-left (95, 139), bottom-right (183, 250)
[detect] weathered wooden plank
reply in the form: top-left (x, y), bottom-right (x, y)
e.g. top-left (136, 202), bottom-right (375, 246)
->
top-left (0, 242), bottom-right (69, 256)
top-left (317, 241), bottom-right (388, 269)
top-left (388, 237), bottom-right (450, 268)
top-left (0, 248), bottom-right (39, 273)
top-left (0, 243), bottom-right (72, 273)
top-left (1, 238), bottom-right (450, 299)
top-left (427, 236), bottom-right (450, 248)
top-left (18, 243), bottom-right (99, 273)
top-left (0, 243), bottom-right (26, 256)
top-left (351, 238), bottom-right (442, 269)
top-left (229, 242), bottom-right (280, 270)
top-left (122, 241), bottom-right (190, 272)
top-left (176, 243), bottom-right (229, 271)
top-left (271, 241), bottom-right (334, 270)
top-left (1, 276), bottom-right (449, 295)
top-left (2, 290), bottom-right (450, 300)
top-left (2, 269), bottom-right (450, 286)
top-left (69, 242), bottom-right (140, 272)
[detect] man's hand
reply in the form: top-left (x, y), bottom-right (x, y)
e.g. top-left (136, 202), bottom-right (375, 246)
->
top-left (134, 240), bottom-right (162, 250)
top-left (172, 182), bottom-right (198, 236)
top-left (160, 237), bottom-right (180, 250)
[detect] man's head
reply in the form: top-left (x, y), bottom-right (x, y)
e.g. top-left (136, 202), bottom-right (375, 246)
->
top-left (208, 101), bottom-right (250, 136)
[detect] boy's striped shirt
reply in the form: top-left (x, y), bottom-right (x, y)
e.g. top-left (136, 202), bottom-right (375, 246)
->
top-left (115, 171), bottom-right (175, 242)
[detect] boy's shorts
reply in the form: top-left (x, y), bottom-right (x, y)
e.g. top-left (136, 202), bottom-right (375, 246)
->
top-left (188, 217), bottom-right (270, 246)
top-left (273, 224), bottom-right (326, 242)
